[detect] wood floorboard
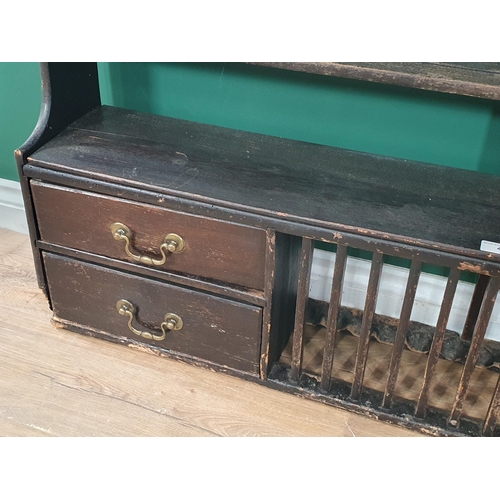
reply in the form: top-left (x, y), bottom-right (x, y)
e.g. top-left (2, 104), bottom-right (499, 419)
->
top-left (0, 228), bottom-right (420, 437)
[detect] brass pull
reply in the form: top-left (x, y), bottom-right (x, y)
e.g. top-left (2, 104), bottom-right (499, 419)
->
top-left (116, 299), bottom-right (183, 341)
top-left (110, 222), bottom-right (185, 266)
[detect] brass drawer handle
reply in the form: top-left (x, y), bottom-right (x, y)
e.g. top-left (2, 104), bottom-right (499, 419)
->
top-left (110, 222), bottom-right (185, 266)
top-left (116, 299), bottom-right (183, 341)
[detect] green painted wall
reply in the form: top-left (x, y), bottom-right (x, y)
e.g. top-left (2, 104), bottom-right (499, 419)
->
top-left (97, 62), bottom-right (500, 176)
top-left (0, 62), bottom-right (42, 181)
top-left (1, 62), bottom-right (500, 184)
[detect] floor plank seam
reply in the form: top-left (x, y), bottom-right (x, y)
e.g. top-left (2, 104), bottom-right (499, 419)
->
top-left (33, 370), bottom-right (221, 437)
top-left (0, 228), bottom-right (422, 436)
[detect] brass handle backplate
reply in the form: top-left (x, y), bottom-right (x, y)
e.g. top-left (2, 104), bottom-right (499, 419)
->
top-left (110, 222), bottom-right (185, 266)
top-left (116, 299), bottom-right (183, 341)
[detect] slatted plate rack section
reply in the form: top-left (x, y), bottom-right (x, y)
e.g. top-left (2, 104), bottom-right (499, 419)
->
top-left (272, 234), bottom-right (500, 436)
top-left (260, 63), bottom-right (500, 436)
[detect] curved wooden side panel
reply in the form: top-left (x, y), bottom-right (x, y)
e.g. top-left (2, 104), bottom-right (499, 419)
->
top-left (14, 63), bottom-right (101, 298)
top-left (16, 62), bottom-right (101, 163)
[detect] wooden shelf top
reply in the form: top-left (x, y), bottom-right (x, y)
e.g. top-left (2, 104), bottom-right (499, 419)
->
top-left (28, 105), bottom-right (500, 262)
top-left (252, 63), bottom-right (500, 100)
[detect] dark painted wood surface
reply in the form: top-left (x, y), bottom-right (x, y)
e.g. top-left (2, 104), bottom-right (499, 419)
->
top-left (28, 106), bottom-right (500, 256)
top-left (462, 274), bottom-right (490, 341)
top-left (32, 181), bottom-right (266, 290)
top-left (320, 244), bottom-right (348, 392)
top-left (259, 229), bottom-right (276, 378)
top-left (416, 268), bottom-right (461, 418)
top-left (265, 233), bottom-right (302, 376)
top-left (24, 164), bottom-right (500, 269)
top-left (383, 259), bottom-right (422, 408)
top-left (483, 375), bottom-right (500, 436)
top-left (42, 252), bottom-right (263, 374)
top-left (289, 238), bottom-right (314, 382)
top-left (449, 277), bottom-right (500, 426)
top-left (252, 63), bottom-right (500, 100)
top-left (350, 252), bottom-right (383, 401)
top-left (36, 241), bottom-right (266, 307)
top-left (15, 63), bottom-right (101, 298)
top-left (20, 64), bottom-right (500, 437)
top-left (16, 63), bottom-right (101, 164)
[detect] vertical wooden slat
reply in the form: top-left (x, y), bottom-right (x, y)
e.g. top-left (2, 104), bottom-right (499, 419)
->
top-left (462, 274), bottom-right (490, 341)
top-left (320, 244), bottom-right (348, 392)
top-left (382, 259), bottom-right (422, 408)
top-left (483, 374), bottom-right (500, 436)
top-left (415, 267), bottom-right (461, 418)
top-left (350, 252), bottom-right (384, 401)
top-left (289, 237), bottom-right (314, 383)
top-left (448, 277), bottom-right (500, 427)
top-left (259, 229), bottom-right (276, 379)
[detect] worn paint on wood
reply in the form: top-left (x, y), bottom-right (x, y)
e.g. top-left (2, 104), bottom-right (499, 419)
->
top-left (26, 106), bottom-right (500, 257)
top-left (32, 181), bottom-right (267, 290)
top-left (16, 63), bottom-right (500, 438)
top-left (289, 238), bottom-right (314, 382)
top-left (42, 252), bottom-right (263, 374)
top-left (320, 244), bottom-right (348, 392)
top-left (251, 63), bottom-right (500, 100)
top-left (350, 252), bottom-right (383, 401)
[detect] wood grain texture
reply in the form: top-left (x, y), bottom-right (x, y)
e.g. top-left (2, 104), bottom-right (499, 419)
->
top-left (462, 274), bottom-right (490, 341)
top-left (42, 252), bottom-right (263, 374)
top-left (416, 268), bottom-right (461, 418)
top-left (24, 164), bottom-right (500, 270)
top-left (31, 181), bottom-right (266, 290)
top-left (350, 252), bottom-right (383, 401)
top-left (36, 241), bottom-right (266, 307)
top-left (266, 233), bottom-right (302, 375)
top-left (383, 259), bottom-right (422, 408)
top-left (289, 238), bottom-right (314, 382)
top-left (0, 228), bottom-right (420, 437)
top-left (259, 229), bottom-right (276, 378)
top-left (251, 63), bottom-right (500, 100)
top-left (448, 277), bottom-right (500, 426)
top-left (320, 244), bottom-right (348, 392)
top-left (27, 106), bottom-right (500, 256)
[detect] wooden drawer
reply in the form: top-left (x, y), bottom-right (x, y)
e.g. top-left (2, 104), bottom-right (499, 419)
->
top-left (31, 181), bottom-right (266, 290)
top-left (43, 252), bottom-right (262, 374)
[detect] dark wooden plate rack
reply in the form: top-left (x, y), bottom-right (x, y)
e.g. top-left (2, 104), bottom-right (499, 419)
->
top-left (16, 62), bottom-right (500, 436)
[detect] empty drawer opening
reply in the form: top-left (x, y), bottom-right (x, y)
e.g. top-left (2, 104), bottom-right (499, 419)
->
top-left (272, 236), bottom-right (500, 436)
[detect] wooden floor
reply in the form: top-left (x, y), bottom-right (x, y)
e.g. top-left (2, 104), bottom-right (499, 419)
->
top-left (0, 228), bottom-right (420, 437)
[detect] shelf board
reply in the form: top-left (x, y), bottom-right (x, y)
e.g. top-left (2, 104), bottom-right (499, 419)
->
top-left (251, 63), bottom-right (500, 100)
top-left (28, 105), bottom-right (500, 260)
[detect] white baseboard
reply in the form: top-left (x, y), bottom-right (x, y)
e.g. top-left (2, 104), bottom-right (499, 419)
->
top-left (310, 248), bottom-right (500, 342)
top-left (0, 179), bottom-right (28, 234)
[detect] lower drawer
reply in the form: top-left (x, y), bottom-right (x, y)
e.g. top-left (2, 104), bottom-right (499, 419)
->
top-left (43, 253), bottom-right (262, 374)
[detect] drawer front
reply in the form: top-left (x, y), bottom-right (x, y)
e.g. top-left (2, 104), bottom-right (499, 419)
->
top-left (31, 181), bottom-right (266, 290)
top-left (43, 253), bottom-right (262, 374)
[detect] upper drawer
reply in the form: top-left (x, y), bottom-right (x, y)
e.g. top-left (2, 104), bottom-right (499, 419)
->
top-left (31, 181), bottom-right (266, 290)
